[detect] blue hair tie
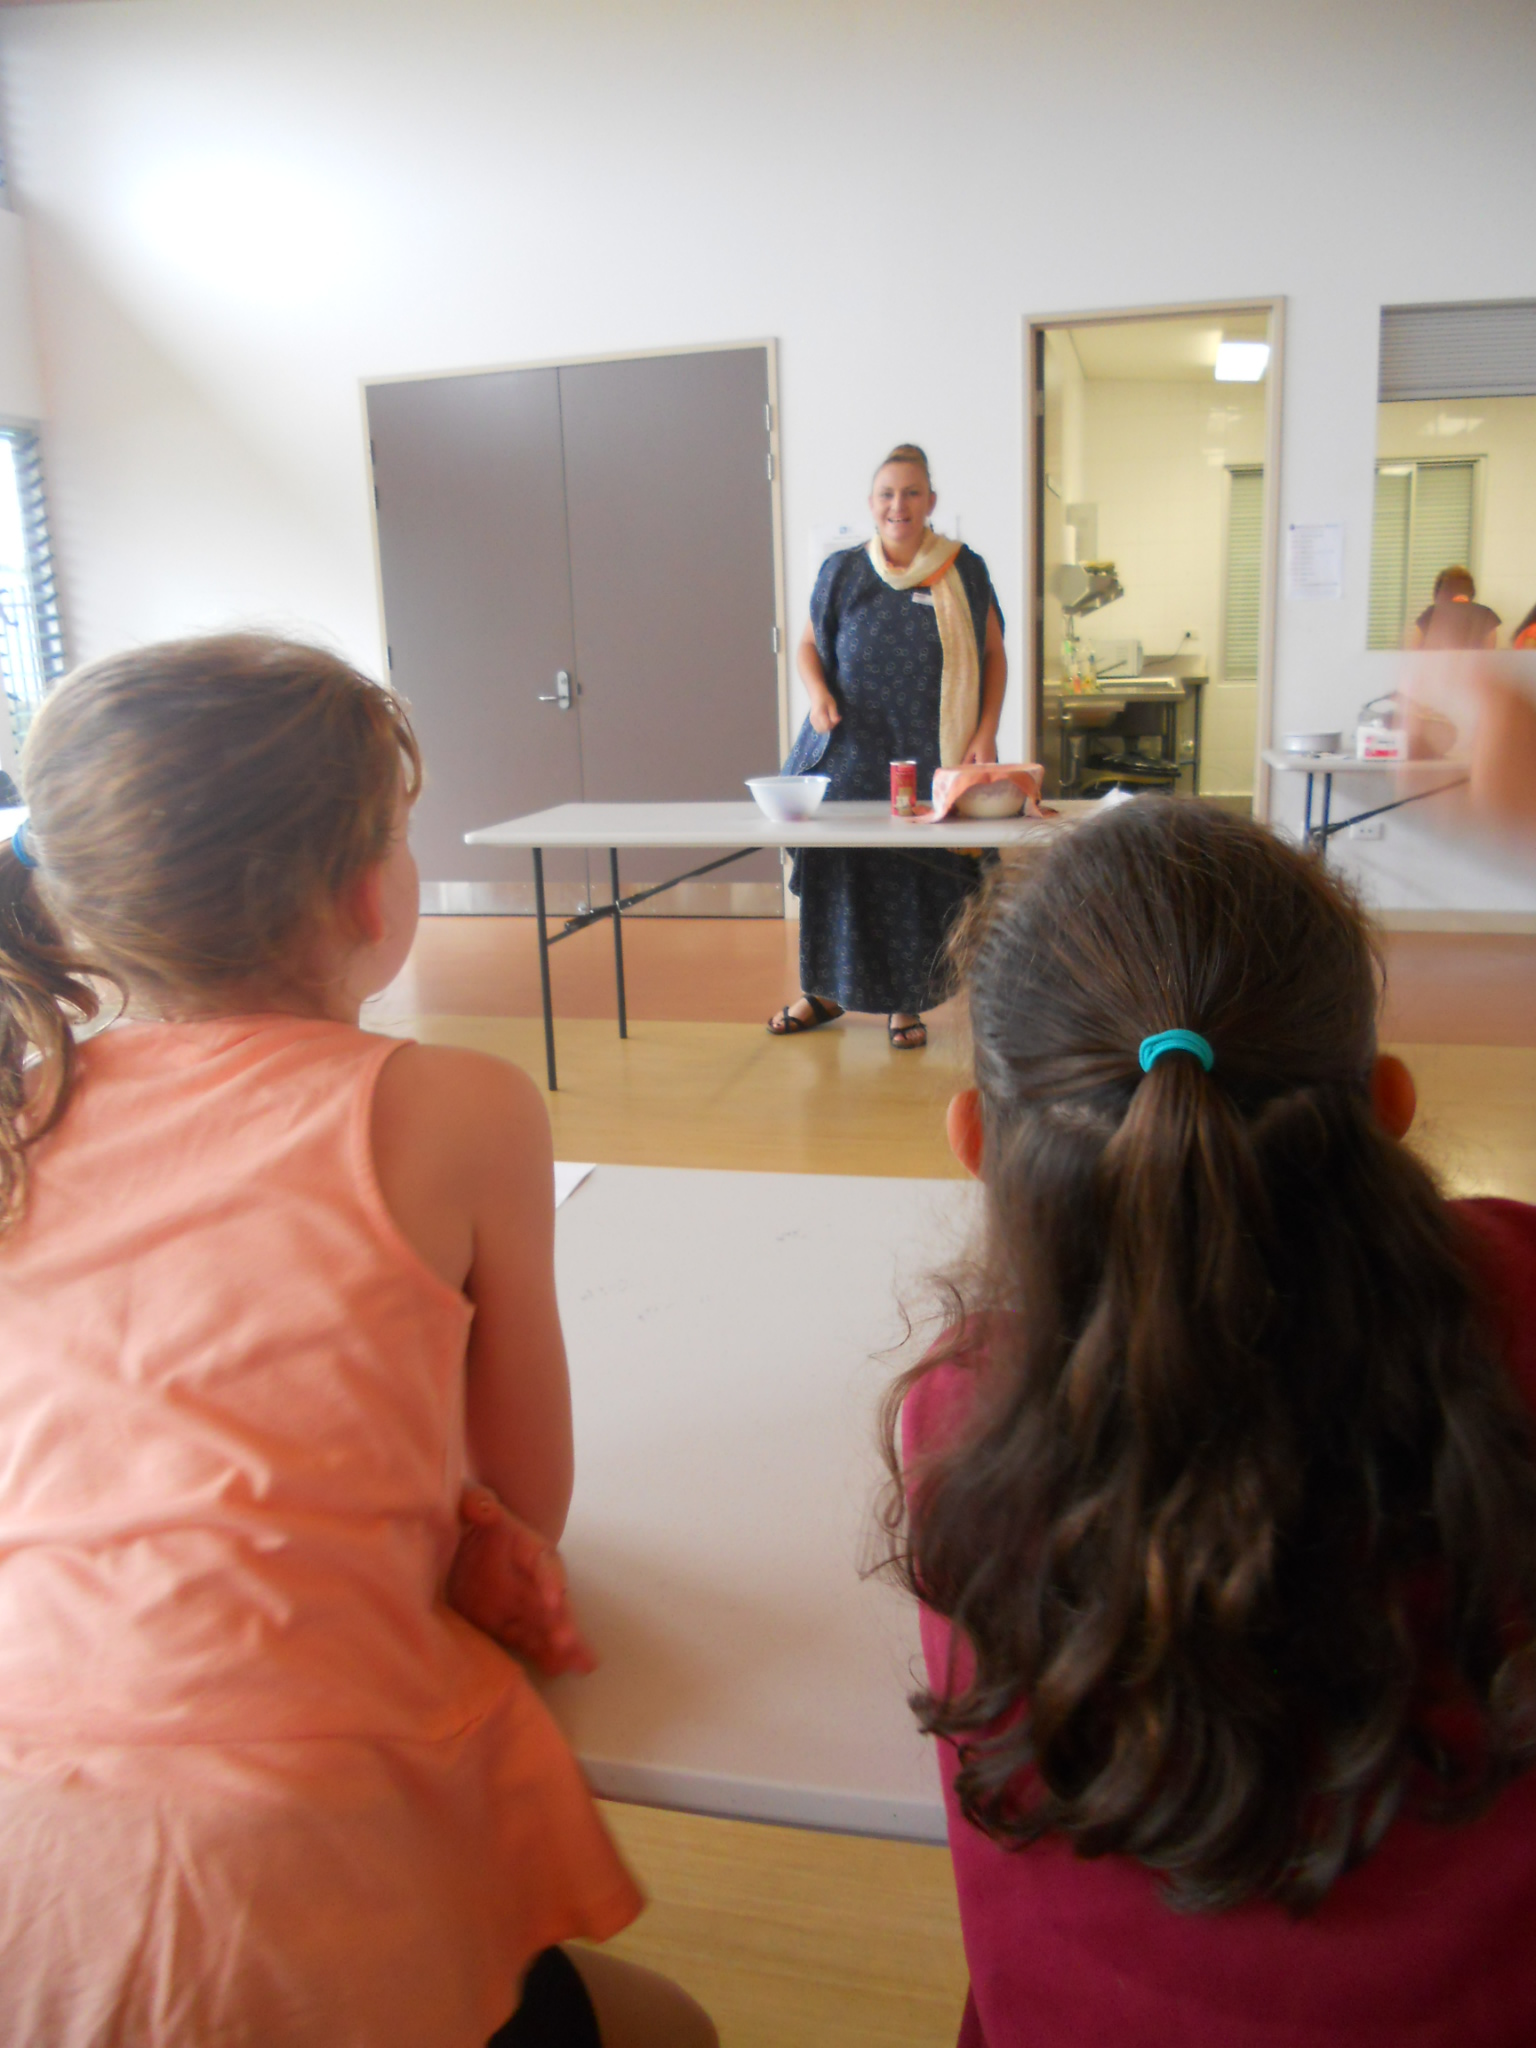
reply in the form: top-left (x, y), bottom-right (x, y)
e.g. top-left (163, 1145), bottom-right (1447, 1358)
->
top-left (9, 818), bottom-right (37, 870)
top-left (1139, 1028), bottom-right (1213, 1074)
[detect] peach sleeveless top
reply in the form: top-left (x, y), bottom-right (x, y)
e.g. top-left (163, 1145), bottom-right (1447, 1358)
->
top-left (0, 1015), bottom-right (640, 2047)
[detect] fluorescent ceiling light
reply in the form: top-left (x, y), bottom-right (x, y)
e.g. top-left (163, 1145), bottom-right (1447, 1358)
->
top-left (1215, 341), bottom-right (1270, 382)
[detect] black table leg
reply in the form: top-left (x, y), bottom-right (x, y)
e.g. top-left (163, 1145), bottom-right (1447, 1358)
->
top-left (1320, 772), bottom-right (1334, 854)
top-left (609, 848), bottom-right (628, 1040)
top-left (532, 846), bottom-right (557, 1092)
top-left (1303, 771), bottom-right (1315, 850)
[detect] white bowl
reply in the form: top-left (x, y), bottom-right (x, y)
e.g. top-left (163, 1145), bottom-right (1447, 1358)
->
top-left (746, 775), bottom-right (830, 822)
top-left (1281, 731), bottom-right (1343, 755)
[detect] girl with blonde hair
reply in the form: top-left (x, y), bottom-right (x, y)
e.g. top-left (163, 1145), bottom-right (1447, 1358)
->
top-left (0, 635), bottom-right (713, 2048)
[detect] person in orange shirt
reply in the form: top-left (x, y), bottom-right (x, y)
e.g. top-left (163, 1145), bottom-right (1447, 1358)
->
top-left (0, 636), bottom-right (714, 2048)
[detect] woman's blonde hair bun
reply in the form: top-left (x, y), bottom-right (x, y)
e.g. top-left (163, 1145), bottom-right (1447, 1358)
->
top-left (874, 443), bottom-right (932, 488)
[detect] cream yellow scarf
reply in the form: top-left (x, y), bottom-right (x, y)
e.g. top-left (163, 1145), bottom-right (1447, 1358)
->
top-left (867, 528), bottom-right (980, 767)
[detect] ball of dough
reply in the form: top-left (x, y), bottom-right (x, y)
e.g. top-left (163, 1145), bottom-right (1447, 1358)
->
top-left (955, 782), bottom-right (1026, 819)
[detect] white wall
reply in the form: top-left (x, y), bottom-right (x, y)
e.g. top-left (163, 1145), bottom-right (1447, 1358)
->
top-left (1080, 379), bottom-right (1267, 796)
top-left (2, 0), bottom-right (1535, 910)
top-left (0, 209), bottom-right (40, 424)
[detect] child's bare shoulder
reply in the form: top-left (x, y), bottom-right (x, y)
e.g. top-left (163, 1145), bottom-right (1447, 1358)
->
top-left (375, 1038), bottom-right (544, 1115)
top-left (372, 1039), bottom-right (551, 1197)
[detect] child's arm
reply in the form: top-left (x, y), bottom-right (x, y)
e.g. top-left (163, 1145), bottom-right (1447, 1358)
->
top-left (372, 1042), bottom-right (574, 1541)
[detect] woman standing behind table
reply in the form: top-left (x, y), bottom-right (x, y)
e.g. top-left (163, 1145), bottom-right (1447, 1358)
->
top-left (769, 445), bottom-right (1006, 1051)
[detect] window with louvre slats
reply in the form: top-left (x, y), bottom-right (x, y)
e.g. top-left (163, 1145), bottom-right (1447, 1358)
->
top-left (1222, 466), bottom-right (1264, 681)
top-left (1380, 303), bottom-right (1536, 402)
top-left (1366, 458), bottom-right (1476, 649)
top-left (0, 431), bottom-right (65, 766)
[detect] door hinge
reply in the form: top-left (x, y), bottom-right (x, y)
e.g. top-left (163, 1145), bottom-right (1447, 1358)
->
top-left (387, 644), bottom-right (394, 670)
top-left (369, 438), bottom-right (376, 463)
top-left (771, 625), bottom-right (781, 655)
top-left (373, 483), bottom-right (380, 509)
top-left (764, 402), bottom-right (773, 432)
top-left (765, 452), bottom-right (775, 482)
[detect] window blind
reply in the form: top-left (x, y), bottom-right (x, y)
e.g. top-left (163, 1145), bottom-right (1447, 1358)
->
top-left (1366, 457), bottom-right (1476, 648)
top-left (1368, 469), bottom-right (1411, 650)
top-left (1405, 460), bottom-right (1476, 622)
top-left (1380, 302), bottom-right (1536, 401)
top-left (1222, 466), bottom-right (1264, 681)
top-left (0, 431), bottom-right (65, 757)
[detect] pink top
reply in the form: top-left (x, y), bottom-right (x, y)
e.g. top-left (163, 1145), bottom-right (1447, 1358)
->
top-left (904, 1199), bottom-right (1536, 2048)
top-left (0, 1015), bottom-right (640, 2046)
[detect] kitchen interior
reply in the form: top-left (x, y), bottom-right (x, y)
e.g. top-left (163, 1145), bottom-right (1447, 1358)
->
top-left (1371, 389), bottom-right (1536, 651)
top-left (1036, 308), bottom-right (1274, 806)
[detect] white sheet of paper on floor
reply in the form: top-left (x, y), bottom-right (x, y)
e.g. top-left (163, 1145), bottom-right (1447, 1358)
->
top-left (553, 1161), bottom-right (596, 1209)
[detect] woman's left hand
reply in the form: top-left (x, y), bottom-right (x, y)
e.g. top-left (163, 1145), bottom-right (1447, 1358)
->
top-left (961, 727), bottom-right (999, 765)
top-left (447, 1484), bottom-right (598, 1676)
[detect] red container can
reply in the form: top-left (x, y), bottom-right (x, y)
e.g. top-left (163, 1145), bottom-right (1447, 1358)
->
top-left (890, 760), bottom-right (918, 817)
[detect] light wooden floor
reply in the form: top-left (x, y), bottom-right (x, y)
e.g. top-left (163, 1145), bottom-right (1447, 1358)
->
top-left (371, 917), bottom-right (1536, 2047)
top-left (378, 913), bottom-right (1536, 1043)
top-left (579, 1804), bottom-right (968, 2048)
top-left (372, 1011), bottom-right (1536, 1206)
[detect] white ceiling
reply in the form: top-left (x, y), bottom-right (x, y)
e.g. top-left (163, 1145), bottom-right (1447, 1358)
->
top-left (1064, 312), bottom-right (1271, 383)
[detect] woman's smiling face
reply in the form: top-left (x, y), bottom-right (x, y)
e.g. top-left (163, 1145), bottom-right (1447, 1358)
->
top-left (869, 461), bottom-right (936, 560)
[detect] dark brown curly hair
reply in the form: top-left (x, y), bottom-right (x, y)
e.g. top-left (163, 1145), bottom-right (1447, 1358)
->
top-left (883, 798), bottom-right (1536, 1913)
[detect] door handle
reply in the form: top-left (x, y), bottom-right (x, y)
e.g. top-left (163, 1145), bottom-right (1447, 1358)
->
top-left (537, 669), bottom-right (574, 711)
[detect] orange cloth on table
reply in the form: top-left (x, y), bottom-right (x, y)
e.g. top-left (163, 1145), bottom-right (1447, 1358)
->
top-left (0, 1015), bottom-right (640, 2048)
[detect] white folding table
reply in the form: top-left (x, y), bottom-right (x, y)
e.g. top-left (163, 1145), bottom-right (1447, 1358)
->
top-left (546, 1161), bottom-right (981, 1842)
top-left (1261, 751), bottom-right (1469, 855)
top-left (465, 798), bottom-right (1091, 1088)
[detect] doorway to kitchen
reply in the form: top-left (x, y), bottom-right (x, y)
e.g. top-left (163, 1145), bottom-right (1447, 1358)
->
top-left (366, 342), bottom-right (788, 917)
top-left (1027, 301), bottom-right (1283, 810)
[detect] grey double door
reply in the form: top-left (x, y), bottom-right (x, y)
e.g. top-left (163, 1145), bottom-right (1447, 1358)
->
top-left (366, 346), bottom-right (782, 914)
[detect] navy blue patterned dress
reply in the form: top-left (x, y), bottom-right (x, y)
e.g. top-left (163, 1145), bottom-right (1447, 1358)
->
top-left (782, 543), bottom-right (1001, 1015)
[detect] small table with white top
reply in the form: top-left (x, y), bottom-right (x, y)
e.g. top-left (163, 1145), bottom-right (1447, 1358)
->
top-left (547, 1160), bottom-right (976, 1842)
top-left (1261, 751), bottom-right (1470, 855)
top-left (464, 799), bottom-right (1094, 1089)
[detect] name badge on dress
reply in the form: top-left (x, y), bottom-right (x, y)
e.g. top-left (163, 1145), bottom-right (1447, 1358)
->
top-left (910, 590), bottom-right (935, 607)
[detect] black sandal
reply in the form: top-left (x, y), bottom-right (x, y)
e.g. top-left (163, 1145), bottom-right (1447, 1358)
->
top-left (887, 1015), bottom-right (927, 1050)
top-left (768, 995), bottom-right (843, 1036)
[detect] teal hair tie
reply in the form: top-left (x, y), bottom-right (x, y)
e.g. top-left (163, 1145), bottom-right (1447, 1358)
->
top-left (9, 818), bottom-right (37, 870)
top-left (1139, 1028), bottom-right (1213, 1074)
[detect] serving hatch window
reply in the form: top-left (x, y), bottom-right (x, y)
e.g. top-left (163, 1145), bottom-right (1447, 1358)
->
top-left (1370, 303), bottom-right (1536, 651)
